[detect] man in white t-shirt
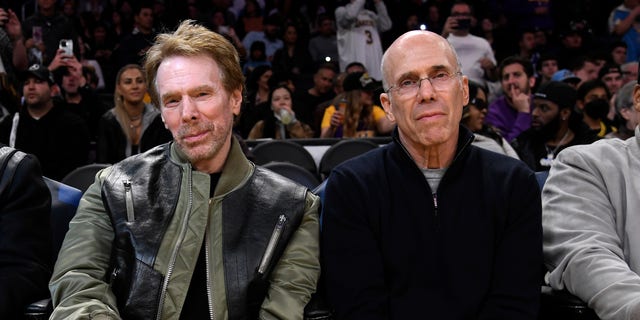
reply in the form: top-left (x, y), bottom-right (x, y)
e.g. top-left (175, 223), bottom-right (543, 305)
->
top-left (442, 1), bottom-right (497, 87)
top-left (335, 0), bottom-right (392, 80)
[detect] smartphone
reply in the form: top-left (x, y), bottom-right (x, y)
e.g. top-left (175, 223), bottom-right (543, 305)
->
top-left (59, 39), bottom-right (73, 56)
top-left (454, 18), bottom-right (471, 30)
top-left (32, 26), bottom-right (42, 44)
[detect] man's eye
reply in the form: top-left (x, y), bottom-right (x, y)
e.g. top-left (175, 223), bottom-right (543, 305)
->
top-left (400, 80), bottom-right (417, 87)
top-left (164, 98), bottom-right (179, 107)
top-left (433, 72), bottom-right (450, 80)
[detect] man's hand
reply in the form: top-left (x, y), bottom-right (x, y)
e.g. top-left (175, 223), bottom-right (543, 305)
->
top-left (1, 9), bottom-right (22, 42)
top-left (441, 16), bottom-right (458, 38)
top-left (48, 49), bottom-right (71, 72)
top-left (509, 84), bottom-right (531, 113)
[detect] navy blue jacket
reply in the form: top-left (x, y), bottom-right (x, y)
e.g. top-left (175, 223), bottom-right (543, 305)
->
top-left (322, 126), bottom-right (542, 319)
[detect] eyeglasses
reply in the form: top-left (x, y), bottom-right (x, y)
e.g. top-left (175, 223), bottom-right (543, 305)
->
top-left (469, 98), bottom-right (487, 110)
top-left (387, 71), bottom-right (462, 96)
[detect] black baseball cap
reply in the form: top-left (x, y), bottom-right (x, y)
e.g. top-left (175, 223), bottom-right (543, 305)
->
top-left (534, 81), bottom-right (577, 110)
top-left (22, 64), bottom-right (55, 85)
top-left (343, 72), bottom-right (380, 92)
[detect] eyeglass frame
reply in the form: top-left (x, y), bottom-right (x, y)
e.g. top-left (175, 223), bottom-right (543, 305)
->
top-left (386, 71), bottom-right (463, 96)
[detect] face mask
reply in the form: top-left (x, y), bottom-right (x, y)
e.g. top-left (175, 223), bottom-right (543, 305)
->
top-left (584, 98), bottom-right (609, 120)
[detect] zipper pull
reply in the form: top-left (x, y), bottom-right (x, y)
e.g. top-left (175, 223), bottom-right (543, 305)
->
top-left (432, 193), bottom-right (438, 215)
top-left (258, 214), bottom-right (287, 275)
top-left (123, 180), bottom-right (135, 221)
top-left (109, 267), bottom-right (119, 287)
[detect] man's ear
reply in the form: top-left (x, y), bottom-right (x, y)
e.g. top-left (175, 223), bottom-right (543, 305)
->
top-left (231, 89), bottom-right (243, 116)
top-left (560, 107), bottom-right (571, 121)
top-left (380, 92), bottom-right (395, 122)
top-left (633, 84), bottom-right (640, 113)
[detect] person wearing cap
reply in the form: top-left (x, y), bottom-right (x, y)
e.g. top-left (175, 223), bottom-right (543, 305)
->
top-left (485, 55), bottom-right (536, 142)
top-left (556, 24), bottom-right (588, 68)
top-left (511, 81), bottom-right (596, 171)
top-left (550, 69), bottom-right (581, 88)
top-left (0, 63), bottom-right (90, 180)
top-left (322, 30), bottom-right (541, 319)
top-left (599, 63), bottom-right (624, 96)
top-left (570, 55), bottom-right (599, 86)
top-left (542, 77), bottom-right (640, 320)
top-left (607, 80), bottom-right (639, 139)
top-left (320, 71), bottom-right (393, 138)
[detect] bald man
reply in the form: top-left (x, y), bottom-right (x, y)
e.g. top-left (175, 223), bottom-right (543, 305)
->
top-left (321, 30), bottom-right (542, 319)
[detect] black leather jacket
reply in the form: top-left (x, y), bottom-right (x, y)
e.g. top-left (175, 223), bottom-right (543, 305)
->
top-left (103, 142), bottom-right (310, 319)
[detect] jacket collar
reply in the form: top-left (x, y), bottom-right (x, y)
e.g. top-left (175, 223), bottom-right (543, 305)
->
top-left (392, 125), bottom-right (475, 169)
top-left (170, 135), bottom-right (253, 196)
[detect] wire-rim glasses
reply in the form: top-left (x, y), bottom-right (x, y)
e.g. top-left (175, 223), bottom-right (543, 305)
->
top-left (387, 71), bottom-right (462, 96)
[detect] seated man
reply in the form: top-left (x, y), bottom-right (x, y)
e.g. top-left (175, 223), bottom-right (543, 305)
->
top-left (543, 78), bottom-right (640, 319)
top-left (0, 144), bottom-right (52, 318)
top-left (49, 20), bottom-right (320, 319)
top-left (322, 30), bottom-right (541, 319)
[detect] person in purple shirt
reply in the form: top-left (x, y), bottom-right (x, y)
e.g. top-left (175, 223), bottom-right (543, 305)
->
top-left (485, 55), bottom-right (536, 142)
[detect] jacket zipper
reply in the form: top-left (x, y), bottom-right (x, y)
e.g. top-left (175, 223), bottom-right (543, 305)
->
top-left (109, 267), bottom-right (119, 287)
top-left (205, 199), bottom-right (215, 320)
top-left (432, 193), bottom-right (439, 230)
top-left (155, 167), bottom-right (193, 320)
top-left (258, 214), bottom-right (287, 275)
top-left (123, 180), bottom-right (135, 221)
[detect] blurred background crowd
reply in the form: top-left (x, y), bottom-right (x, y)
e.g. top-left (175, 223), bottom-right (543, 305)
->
top-left (0, 0), bottom-right (637, 181)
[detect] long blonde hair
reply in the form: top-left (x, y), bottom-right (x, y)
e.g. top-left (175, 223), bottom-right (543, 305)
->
top-left (333, 90), bottom-right (373, 137)
top-left (113, 64), bottom-right (146, 142)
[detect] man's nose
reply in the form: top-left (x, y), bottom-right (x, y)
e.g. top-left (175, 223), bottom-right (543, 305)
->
top-left (181, 97), bottom-right (199, 121)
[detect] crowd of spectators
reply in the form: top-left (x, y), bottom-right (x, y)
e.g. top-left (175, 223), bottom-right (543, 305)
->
top-left (0, 0), bottom-right (637, 178)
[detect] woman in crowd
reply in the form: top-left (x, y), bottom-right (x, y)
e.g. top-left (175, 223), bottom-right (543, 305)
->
top-left (237, 65), bottom-right (272, 137)
top-left (97, 64), bottom-right (171, 164)
top-left (248, 84), bottom-right (313, 139)
top-left (462, 81), bottom-right (519, 158)
top-left (320, 72), bottom-right (394, 138)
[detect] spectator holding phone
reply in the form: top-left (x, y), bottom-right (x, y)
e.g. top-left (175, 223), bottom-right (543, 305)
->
top-left (442, 1), bottom-right (497, 86)
top-left (21, 0), bottom-right (77, 65)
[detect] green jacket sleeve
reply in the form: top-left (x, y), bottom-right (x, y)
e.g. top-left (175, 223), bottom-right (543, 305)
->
top-left (259, 191), bottom-right (321, 320)
top-left (49, 168), bottom-right (121, 320)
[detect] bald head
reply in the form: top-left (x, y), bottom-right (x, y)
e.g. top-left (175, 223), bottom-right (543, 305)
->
top-left (381, 31), bottom-right (461, 91)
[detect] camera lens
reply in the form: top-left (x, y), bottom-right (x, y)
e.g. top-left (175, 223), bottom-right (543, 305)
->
top-left (61, 40), bottom-right (66, 46)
